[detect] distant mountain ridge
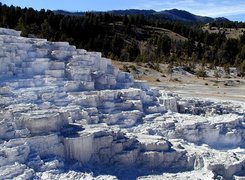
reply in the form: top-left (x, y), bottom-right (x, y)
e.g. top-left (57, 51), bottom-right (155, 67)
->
top-left (54, 9), bottom-right (230, 24)
top-left (54, 10), bottom-right (85, 16)
top-left (156, 9), bottom-right (213, 23)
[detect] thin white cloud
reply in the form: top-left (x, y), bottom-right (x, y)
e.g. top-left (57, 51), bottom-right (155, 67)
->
top-left (137, 0), bottom-right (245, 17)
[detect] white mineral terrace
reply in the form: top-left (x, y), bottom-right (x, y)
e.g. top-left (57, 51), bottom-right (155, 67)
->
top-left (0, 28), bottom-right (244, 180)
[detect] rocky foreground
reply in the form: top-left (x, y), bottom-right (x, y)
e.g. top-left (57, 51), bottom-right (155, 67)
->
top-left (0, 28), bottom-right (244, 180)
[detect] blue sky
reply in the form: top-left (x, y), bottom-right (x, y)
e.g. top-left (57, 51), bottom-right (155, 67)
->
top-left (1, 0), bottom-right (245, 21)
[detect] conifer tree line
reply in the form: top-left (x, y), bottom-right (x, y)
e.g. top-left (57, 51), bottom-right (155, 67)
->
top-left (0, 3), bottom-right (244, 75)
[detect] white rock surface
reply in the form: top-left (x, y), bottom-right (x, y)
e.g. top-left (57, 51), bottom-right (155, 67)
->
top-left (0, 28), bottom-right (244, 179)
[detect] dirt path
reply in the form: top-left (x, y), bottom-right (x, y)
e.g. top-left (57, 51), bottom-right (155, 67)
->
top-left (155, 81), bottom-right (245, 102)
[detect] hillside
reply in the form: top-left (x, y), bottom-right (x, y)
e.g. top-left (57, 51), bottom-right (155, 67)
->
top-left (203, 25), bottom-right (245, 39)
top-left (143, 25), bottom-right (187, 41)
top-left (0, 3), bottom-right (245, 75)
top-left (155, 9), bottom-right (214, 23)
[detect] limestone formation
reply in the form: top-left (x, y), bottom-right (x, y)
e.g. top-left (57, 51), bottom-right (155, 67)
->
top-left (0, 28), bottom-right (244, 179)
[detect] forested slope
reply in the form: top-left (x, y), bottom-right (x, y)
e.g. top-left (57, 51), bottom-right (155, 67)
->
top-left (0, 3), bottom-right (244, 75)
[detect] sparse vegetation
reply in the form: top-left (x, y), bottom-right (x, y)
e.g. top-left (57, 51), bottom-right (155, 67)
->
top-left (224, 64), bottom-right (230, 74)
top-left (196, 68), bottom-right (206, 78)
top-left (214, 69), bottom-right (221, 79)
top-left (146, 63), bottom-right (162, 73)
top-left (121, 65), bottom-right (131, 73)
top-left (128, 65), bottom-right (137, 71)
top-left (167, 55), bottom-right (175, 81)
top-left (239, 60), bottom-right (245, 77)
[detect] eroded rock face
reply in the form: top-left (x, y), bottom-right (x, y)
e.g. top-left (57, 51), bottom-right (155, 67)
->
top-left (0, 28), bottom-right (244, 179)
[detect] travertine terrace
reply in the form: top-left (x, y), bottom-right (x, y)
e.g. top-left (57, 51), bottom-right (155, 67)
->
top-left (0, 28), bottom-right (244, 179)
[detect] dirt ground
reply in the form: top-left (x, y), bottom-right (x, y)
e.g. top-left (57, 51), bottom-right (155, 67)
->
top-left (112, 60), bottom-right (245, 102)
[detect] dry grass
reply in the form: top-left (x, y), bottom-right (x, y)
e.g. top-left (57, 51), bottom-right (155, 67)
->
top-left (143, 26), bottom-right (187, 42)
top-left (203, 26), bottom-right (245, 39)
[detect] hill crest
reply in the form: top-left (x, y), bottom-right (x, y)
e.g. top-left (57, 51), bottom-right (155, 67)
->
top-left (54, 8), bottom-right (230, 24)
